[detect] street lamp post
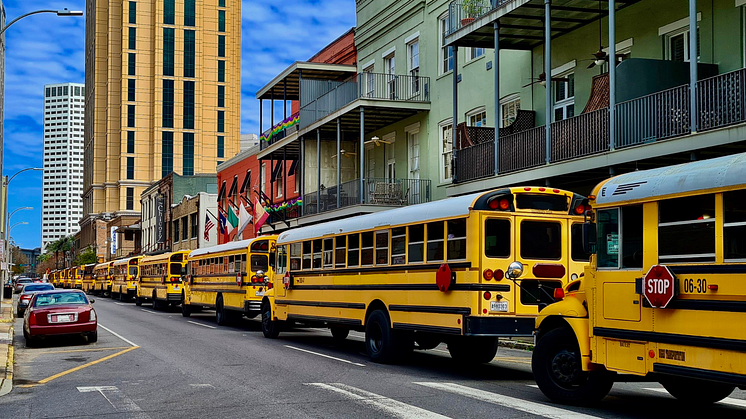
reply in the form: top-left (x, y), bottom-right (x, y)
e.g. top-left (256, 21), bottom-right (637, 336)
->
top-left (2, 169), bottom-right (41, 284)
top-left (0, 9), bottom-right (84, 37)
top-left (5, 221), bottom-right (27, 275)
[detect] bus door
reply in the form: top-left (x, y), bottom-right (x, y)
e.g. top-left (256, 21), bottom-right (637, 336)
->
top-left (274, 244), bottom-right (289, 298)
top-left (514, 216), bottom-right (568, 314)
top-left (481, 215), bottom-right (515, 314)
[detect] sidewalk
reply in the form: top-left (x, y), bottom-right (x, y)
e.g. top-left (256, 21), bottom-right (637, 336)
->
top-left (0, 298), bottom-right (14, 397)
top-left (498, 337), bottom-right (534, 351)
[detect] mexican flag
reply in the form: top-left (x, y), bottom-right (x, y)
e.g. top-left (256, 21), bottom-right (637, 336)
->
top-left (227, 204), bottom-right (239, 231)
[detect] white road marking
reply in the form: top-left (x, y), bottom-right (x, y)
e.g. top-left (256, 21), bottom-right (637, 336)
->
top-left (190, 384), bottom-right (215, 388)
top-left (307, 383), bottom-right (449, 419)
top-left (77, 386), bottom-right (150, 419)
top-left (285, 345), bottom-right (365, 367)
top-left (187, 321), bottom-right (217, 329)
top-left (527, 384), bottom-right (540, 388)
top-left (114, 302), bottom-right (128, 306)
top-left (643, 388), bottom-right (746, 408)
top-left (140, 309), bottom-right (157, 314)
top-left (415, 382), bottom-right (603, 419)
top-left (97, 324), bottom-right (138, 347)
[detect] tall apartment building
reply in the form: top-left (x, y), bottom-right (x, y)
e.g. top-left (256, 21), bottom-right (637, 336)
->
top-left (81, 0), bottom-right (241, 258)
top-left (42, 83), bottom-right (86, 251)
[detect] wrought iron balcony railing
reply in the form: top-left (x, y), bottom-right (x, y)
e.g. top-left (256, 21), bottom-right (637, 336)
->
top-left (446, 0), bottom-right (503, 37)
top-left (302, 178), bottom-right (432, 217)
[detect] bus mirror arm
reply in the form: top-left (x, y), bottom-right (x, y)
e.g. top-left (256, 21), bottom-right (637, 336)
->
top-left (582, 221), bottom-right (597, 255)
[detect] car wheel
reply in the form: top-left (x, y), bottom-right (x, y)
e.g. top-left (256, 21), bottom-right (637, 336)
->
top-left (87, 330), bottom-right (98, 343)
top-left (16, 309), bottom-right (23, 318)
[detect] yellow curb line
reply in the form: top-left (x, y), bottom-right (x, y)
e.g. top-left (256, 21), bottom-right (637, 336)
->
top-left (31, 346), bottom-right (132, 355)
top-left (0, 327), bottom-right (14, 396)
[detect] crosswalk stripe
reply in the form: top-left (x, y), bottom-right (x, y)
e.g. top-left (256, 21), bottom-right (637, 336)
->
top-left (415, 382), bottom-right (603, 419)
top-left (643, 388), bottom-right (746, 408)
top-left (307, 383), bottom-right (450, 419)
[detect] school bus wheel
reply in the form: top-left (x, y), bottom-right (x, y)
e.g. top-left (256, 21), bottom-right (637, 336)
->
top-left (261, 301), bottom-right (281, 339)
top-left (365, 310), bottom-right (411, 363)
top-left (330, 327), bottom-right (349, 341)
top-left (181, 292), bottom-right (191, 317)
top-left (135, 295), bottom-right (142, 306)
top-left (660, 377), bottom-right (734, 405)
top-left (532, 327), bottom-right (613, 405)
top-left (447, 337), bottom-right (498, 364)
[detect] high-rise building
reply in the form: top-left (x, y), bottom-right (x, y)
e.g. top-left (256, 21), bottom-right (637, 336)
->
top-left (42, 83), bottom-right (86, 252)
top-left (81, 0), bottom-right (241, 258)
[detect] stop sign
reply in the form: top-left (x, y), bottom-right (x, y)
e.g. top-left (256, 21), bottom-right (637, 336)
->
top-left (643, 265), bottom-right (677, 308)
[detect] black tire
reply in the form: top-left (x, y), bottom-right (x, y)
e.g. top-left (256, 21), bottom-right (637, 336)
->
top-left (24, 330), bottom-right (35, 347)
top-left (261, 301), bottom-right (281, 339)
top-left (365, 310), bottom-right (406, 363)
top-left (135, 296), bottom-right (142, 306)
top-left (661, 377), bottom-right (734, 405)
top-left (447, 337), bottom-right (498, 364)
top-left (16, 309), bottom-right (23, 318)
top-left (182, 304), bottom-right (192, 317)
top-left (330, 327), bottom-right (349, 341)
top-left (152, 292), bottom-right (160, 310)
top-left (87, 331), bottom-right (98, 343)
top-left (532, 327), bottom-right (614, 405)
top-left (119, 288), bottom-right (126, 302)
top-left (216, 295), bottom-right (227, 326)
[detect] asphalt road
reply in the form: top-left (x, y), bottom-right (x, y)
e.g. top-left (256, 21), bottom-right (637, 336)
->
top-left (2, 297), bottom-right (746, 419)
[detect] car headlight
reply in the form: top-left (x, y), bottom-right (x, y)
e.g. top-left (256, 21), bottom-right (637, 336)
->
top-left (89, 309), bottom-right (97, 321)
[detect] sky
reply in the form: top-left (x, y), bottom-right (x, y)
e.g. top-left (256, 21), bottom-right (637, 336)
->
top-left (3, 0), bottom-right (356, 250)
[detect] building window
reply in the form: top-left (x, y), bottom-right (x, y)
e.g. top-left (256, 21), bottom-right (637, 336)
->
top-left (260, 163), bottom-right (266, 195)
top-left (46, 87), bottom-right (51, 97)
top-left (128, 53), bottom-right (136, 75)
top-left (218, 35), bottom-right (226, 57)
top-left (173, 220), bottom-right (180, 242)
top-left (553, 73), bottom-right (575, 121)
top-left (129, 1), bottom-right (136, 24)
top-left (127, 131), bottom-right (135, 154)
top-left (163, 79), bottom-right (174, 128)
top-left (219, 0), bottom-right (225, 7)
top-left (218, 10), bottom-right (226, 32)
top-left (184, 30), bottom-right (195, 78)
top-left (500, 94), bottom-right (520, 128)
top-left (127, 105), bottom-right (135, 127)
top-left (183, 133), bottom-right (195, 176)
top-left (163, 28), bottom-right (175, 76)
top-left (665, 27), bottom-right (700, 62)
top-left (164, 0), bottom-right (175, 25)
top-left (440, 13), bottom-right (453, 75)
top-left (126, 188), bottom-right (134, 211)
top-left (126, 157), bottom-right (135, 179)
top-left (469, 47), bottom-right (485, 60)
top-left (127, 79), bottom-right (136, 102)
top-left (217, 85), bottom-right (225, 108)
top-left (217, 136), bottom-right (225, 158)
top-left (467, 108), bottom-right (487, 127)
top-left (218, 111), bottom-right (225, 132)
top-left (407, 39), bottom-right (420, 93)
top-left (184, 81), bottom-right (195, 129)
top-left (162, 131), bottom-right (173, 177)
top-left (128, 27), bottom-right (136, 50)
top-left (182, 218), bottom-right (188, 241)
top-left (218, 60), bottom-right (226, 82)
top-left (439, 120), bottom-right (453, 182)
top-left (184, 0), bottom-right (195, 26)
top-left (190, 214), bottom-right (198, 239)
top-left (276, 165), bottom-right (284, 199)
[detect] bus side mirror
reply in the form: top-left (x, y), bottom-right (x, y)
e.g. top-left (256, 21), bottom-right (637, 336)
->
top-left (583, 222), bottom-right (597, 254)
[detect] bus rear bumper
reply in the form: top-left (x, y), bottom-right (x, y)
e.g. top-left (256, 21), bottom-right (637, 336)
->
top-left (464, 316), bottom-right (535, 337)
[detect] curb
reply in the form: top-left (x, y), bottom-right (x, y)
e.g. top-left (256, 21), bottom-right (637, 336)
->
top-left (0, 327), bottom-right (14, 397)
top-left (498, 338), bottom-right (534, 351)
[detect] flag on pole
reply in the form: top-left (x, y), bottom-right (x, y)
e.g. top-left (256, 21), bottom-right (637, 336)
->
top-left (204, 214), bottom-right (215, 241)
top-left (254, 197), bottom-right (270, 234)
top-left (227, 203), bottom-right (239, 230)
top-left (218, 209), bottom-right (229, 242)
top-left (236, 204), bottom-right (252, 237)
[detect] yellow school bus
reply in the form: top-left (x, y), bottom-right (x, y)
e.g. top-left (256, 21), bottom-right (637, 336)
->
top-left (49, 270), bottom-right (59, 287)
top-left (72, 266), bottom-right (83, 289)
top-left (64, 268), bottom-right (75, 289)
top-left (138, 251), bottom-right (189, 309)
top-left (81, 263), bottom-right (96, 293)
top-left (93, 262), bottom-right (114, 296)
top-left (534, 153), bottom-right (746, 405)
top-left (263, 187), bottom-right (590, 363)
top-left (112, 256), bottom-right (142, 302)
top-left (184, 236), bottom-right (278, 324)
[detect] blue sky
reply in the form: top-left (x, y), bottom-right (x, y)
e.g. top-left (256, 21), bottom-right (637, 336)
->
top-left (3, 0), bottom-right (356, 250)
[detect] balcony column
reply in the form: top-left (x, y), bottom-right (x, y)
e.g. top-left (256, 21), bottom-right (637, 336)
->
top-left (544, 0), bottom-right (552, 164)
top-left (316, 129), bottom-right (321, 214)
top-left (300, 136), bottom-right (304, 204)
top-left (453, 46), bottom-right (459, 182)
top-left (336, 117), bottom-right (342, 209)
top-left (271, 91), bottom-right (275, 128)
top-left (283, 146), bottom-right (287, 204)
top-left (609, 0), bottom-right (616, 150)
top-left (689, 0), bottom-right (698, 133)
top-left (259, 100), bottom-right (263, 141)
top-left (283, 79), bottom-right (288, 120)
top-left (493, 21), bottom-right (500, 175)
top-left (360, 107), bottom-right (365, 204)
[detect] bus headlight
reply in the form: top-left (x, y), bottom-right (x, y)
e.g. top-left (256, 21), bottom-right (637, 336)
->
top-left (506, 262), bottom-right (524, 280)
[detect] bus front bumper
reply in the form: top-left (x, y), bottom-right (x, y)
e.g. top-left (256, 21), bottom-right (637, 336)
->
top-left (463, 316), bottom-right (535, 337)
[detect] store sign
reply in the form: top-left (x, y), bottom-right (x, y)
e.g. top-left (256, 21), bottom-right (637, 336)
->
top-left (111, 226), bottom-right (118, 255)
top-left (156, 196), bottom-right (166, 243)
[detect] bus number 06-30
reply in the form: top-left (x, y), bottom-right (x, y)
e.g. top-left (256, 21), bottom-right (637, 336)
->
top-left (683, 278), bottom-right (707, 294)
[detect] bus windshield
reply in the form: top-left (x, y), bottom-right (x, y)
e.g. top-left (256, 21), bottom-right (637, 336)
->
top-left (129, 267), bottom-right (138, 276)
top-left (521, 221), bottom-right (562, 260)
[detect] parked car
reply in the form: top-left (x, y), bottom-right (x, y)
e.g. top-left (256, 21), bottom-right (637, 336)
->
top-left (14, 278), bottom-right (32, 293)
top-left (23, 290), bottom-right (97, 346)
top-left (17, 283), bottom-right (55, 317)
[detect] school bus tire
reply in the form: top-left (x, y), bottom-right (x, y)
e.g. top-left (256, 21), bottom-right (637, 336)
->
top-left (152, 291), bottom-right (164, 310)
top-left (660, 377), bottom-right (735, 405)
top-left (532, 327), bottom-right (613, 405)
top-left (262, 301), bottom-right (281, 339)
top-left (365, 309), bottom-right (408, 363)
top-left (330, 327), bottom-right (349, 341)
top-left (215, 295), bottom-right (228, 326)
top-left (135, 295), bottom-right (143, 306)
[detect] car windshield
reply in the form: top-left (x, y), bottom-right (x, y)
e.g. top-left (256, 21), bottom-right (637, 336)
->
top-left (33, 292), bottom-right (88, 307)
top-left (17, 279), bottom-right (31, 284)
top-left (23, 284), bottom-right (55, 292)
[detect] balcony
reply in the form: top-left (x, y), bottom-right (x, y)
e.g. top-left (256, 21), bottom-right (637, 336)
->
top-left (454, 68), bottom-right (746, 184)
top-left (260, 112), bottom-right (300, 150)
top-left (302, 178), bottom-right (432, 217)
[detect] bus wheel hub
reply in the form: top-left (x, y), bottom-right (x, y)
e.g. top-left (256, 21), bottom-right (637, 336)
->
top-left (551, 350), bottom-right (579, 384)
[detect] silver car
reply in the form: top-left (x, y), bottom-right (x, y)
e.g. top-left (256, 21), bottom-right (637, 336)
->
top-left (17, 283), bottom-right (55, 317)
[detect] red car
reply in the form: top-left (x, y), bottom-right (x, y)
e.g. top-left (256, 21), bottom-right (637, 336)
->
top-left (23, 290), bottom-right (98, 346)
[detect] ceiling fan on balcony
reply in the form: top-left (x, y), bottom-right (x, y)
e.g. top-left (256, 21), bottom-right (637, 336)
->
top-left (585, 0), bottom-right (611, 69)
top-left (522, 72), bottom-right (569, 88)
top-left (364, 135), bottom-right (392, 147)
top-left (331, 149), bottom-right (357, 159)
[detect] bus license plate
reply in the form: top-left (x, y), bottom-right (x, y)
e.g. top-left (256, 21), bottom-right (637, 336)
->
top-left (256, 291), bottom-right (265, 296)
top-left (490, 301), bottom-right (508, 312)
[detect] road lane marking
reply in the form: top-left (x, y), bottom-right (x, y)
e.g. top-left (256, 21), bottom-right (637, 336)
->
top-left (114, 302), bottom-right (128, 306)
top-left (415, 382), bottom-right (603, 419)
top-left (307, 383), bottom-right (450, 419)
top-left (28, 346), bottom-right (139, 386)
top-left (187, 321), bottom-right (216, 329)
top-left (643, 388), bottom-right (746, 408)
top-left (190, 384), bottom-right (215, 388)
top-left (78, 386), bottom-right (151, 418)
top-left (98, 323), bottom-right (138, 347)
top-left (33, 346), bottom-right (132, 355)
top-left (140, 309), bottom-right (157, 314)
top-left (527, 384), bottom-right (540, 388)
top-left (285, 345), bottom-right (365, 367)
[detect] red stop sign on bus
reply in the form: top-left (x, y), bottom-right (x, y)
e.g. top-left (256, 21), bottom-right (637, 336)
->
top-left (643, 265), bottom-right (676, 308)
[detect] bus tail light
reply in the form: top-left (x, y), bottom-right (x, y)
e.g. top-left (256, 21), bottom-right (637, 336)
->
top-left (493, 269), bottom-right (504, 281)
top-left (553, 288), bottom-right (565, 300)
top-left (483, 269), bottom-right (494, 280)
top-left (483, 291), bottom-right (492, 300)
top-left (574, 204), bottom-right (586, 215)
top-left (267, 282), bottom-right (274, 290)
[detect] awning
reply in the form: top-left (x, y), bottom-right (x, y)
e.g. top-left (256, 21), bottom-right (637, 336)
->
top-left (239, 171), bottom-right (251, 194)
top-left (256, 61), bottom-right (357, 101)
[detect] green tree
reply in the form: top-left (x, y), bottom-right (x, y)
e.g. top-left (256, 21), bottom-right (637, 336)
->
top-left (74, 247), bottom-right (98, 266)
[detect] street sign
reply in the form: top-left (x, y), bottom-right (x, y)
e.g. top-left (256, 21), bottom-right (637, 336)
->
top-left (643, 264), bottom-right (676, 308)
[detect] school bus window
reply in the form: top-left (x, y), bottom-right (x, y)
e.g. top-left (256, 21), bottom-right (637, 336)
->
top-left (228, 255), bottom-right (234, 273)
top-left (485, 219), bottom-right (511, 258)
top-left (447, 218), bottom-right (467, 260)
top-left (361, 232), bottom-right (374, 265)
top-left (571, 224), bottom-right (591, 262)
top-left (170, 263), bottom-right (181, 276)
top-left (723, 190), bottom-right (746, 261)
top-left (408, 224), bottom-right (424, 263)
top-left (521, 221), bottom-right (561, 260)
top-left (597, 206), bottom-right (643, 269)
top-left (277, 245), bottom-right (288, 275)
top-left (302, 241), bottom-right (312, 269)
top-left (375, 231), bottom-right (389, 265)
top-left (242, 254), bottom-right (247, 272)
top-left (312, 239), bottom-right (323, 269)
top-left (335, 237), bottom-right (346, 268)
top-left (659, 194), bottom-right (715, 263)
top-left (427, 222), bottom-right (445, 262)
top-left (323, 238), bottom-right (334, 268)
top-left (129, 266), bottom-right (138, 277)
top-left (516, 194), bottom-right (569, 211)
top-left (290, 243), bottom-right (302, 271)
top-left (391, 227), bottom-right (406, 265)
top-left (520, 280), bottom-right (563, 305)
top-left (348, 234), bottom-right (360, 267)
top-left (251, 254), bottom-right (269, 273)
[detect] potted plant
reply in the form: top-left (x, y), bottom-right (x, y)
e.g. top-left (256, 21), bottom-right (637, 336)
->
top-left (461, 0), bottom-right (483, 26)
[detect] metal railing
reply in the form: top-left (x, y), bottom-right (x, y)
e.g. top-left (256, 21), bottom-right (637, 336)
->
top-left (499, 126), bottom-right (546, 174)
top-left (447, 0), bottom-right (504, 36)
top-left (302, 178), bottom-right (431, 216)
top-left (455, 141), bottom-right (494, 183)
top-left (616, 84), bottom-right (690, 149)
top-left (698, 67), bottom-right (746, 131)
top-left (259, 113), bottom-right (300, 150)
top-left (551, 108), bottom-right (610, 162)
